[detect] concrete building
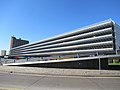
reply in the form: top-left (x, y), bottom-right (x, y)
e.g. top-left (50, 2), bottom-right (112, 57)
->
top-left (0, 50), bottom-right (6, 56)
top-left (10, 36), bottom-right (29, 48)
top-left (7, 19), bottom-right (120, 69)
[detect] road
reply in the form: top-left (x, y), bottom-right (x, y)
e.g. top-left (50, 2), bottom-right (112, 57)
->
top-left (0, 72), bottom-right (120, 90)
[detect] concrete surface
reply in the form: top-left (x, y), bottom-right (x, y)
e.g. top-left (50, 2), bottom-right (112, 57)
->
top-left (0, 66), bottom-right (120, 77)
top-left (0, 72), bottom-right (120, 90)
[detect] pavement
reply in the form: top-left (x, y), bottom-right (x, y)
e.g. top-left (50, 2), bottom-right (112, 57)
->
top-left (0, 72), bottom-right (120, 90)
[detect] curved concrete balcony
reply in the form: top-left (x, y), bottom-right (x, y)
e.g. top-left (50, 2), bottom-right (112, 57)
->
top-left (11, 48), bottom-right (113, 56)
top-left (11, 34), bottom-right (113, 52)
top-left (12, 41), bottom-right (113, 55)
top-left (11, 27), bottom-right (112, 51)
top-left (11, 20), bottom-right (113, 50)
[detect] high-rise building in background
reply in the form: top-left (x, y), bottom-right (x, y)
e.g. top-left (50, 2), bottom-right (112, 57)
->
top-left (0, 50), bottom-right (6, 56)
top-left (10, 36), bottom-right (29, 49)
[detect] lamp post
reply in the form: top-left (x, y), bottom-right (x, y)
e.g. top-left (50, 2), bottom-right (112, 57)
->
top-left (97, 52), bottom-right (101, 70)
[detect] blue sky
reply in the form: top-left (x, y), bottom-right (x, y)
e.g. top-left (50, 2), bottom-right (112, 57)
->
top-left (0, 0), bottom-right (120, 54)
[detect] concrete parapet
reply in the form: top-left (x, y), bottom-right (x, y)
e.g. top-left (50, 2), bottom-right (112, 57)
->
top-left (0, 66), bottom-right (120, 77)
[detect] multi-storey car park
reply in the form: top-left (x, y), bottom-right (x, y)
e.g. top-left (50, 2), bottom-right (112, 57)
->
top-left (4, 19), bottom-right (120, 69)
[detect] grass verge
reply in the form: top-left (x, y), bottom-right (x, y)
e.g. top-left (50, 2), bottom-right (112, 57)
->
top-left (108, 63), bottom-right (120, 66)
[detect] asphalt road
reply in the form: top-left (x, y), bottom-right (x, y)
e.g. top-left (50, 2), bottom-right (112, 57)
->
top-left (0, 72), bottom-right (120, 90)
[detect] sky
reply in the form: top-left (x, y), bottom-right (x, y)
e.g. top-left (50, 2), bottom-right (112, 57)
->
top-left (0, 0), bottom-right (120, 54)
